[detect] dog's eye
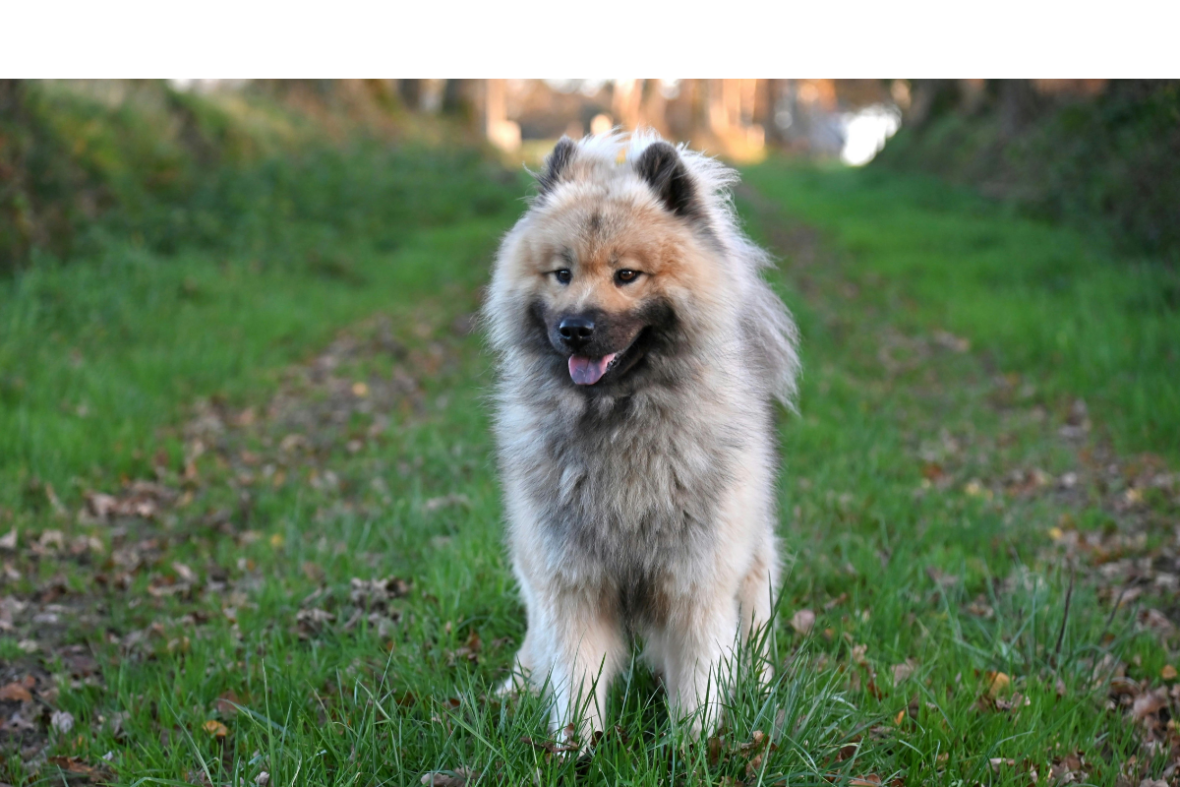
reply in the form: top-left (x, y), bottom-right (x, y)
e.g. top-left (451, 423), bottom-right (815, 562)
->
top-left (553, 269), bottom-right (572, 285)
top-left (615, 269), bottom-right (640, 285)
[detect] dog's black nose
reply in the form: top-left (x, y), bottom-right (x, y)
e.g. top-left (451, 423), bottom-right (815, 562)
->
top-left (558, 317), bottom-right (595, 346)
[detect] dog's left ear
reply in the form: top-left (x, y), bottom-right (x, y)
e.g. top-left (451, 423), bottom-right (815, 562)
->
top-left (537, 136), bottom-right (576, 198)
top-left (635, 141), bottom-right (700, 220)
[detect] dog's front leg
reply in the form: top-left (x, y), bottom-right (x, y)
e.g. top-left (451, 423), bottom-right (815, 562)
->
top-left (534, 587), bottom-right (626, 743)
top-left (661, 594), bottom-right (740, 739)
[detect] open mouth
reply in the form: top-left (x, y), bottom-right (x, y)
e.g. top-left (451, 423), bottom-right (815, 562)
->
top-left (567, 352), bottom-right (620, 386)
top-left (565, 329), bottom-right (650, 386)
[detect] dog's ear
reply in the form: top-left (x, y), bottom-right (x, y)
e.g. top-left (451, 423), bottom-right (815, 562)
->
top-left (635, 141), bottom-right (699, 219)
top-left (536, 136), bottom-right (576, 197)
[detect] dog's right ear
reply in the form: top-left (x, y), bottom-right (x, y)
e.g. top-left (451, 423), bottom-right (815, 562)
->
top-left (635, 141), bottom-right (700, 220)
top-left (536, 136), bottom-right (576, 197)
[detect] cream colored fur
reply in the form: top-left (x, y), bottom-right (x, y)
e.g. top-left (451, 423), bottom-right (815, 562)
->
top-left (484, 131), bottom-right (799, 740)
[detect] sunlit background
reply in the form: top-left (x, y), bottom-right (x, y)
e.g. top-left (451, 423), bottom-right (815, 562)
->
top-left (170, 78), bottom-right (904, 166)
top-left (6, 78), bottom-right (1172, 274)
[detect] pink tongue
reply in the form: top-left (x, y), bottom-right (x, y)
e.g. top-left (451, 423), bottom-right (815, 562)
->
top-left (568, 353), bottom-right (617, 385)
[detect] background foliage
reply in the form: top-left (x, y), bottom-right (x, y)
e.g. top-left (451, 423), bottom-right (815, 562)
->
top-left (877, 79), bottom-right (1180, 260)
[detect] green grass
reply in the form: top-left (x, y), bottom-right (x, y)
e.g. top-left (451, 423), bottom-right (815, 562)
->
top-left (2, 156), bottom-right (1179, 786)
top-left (741, 163), bottom-right (1180, 462)
top-left (0, 143), bottom-right (522, 506)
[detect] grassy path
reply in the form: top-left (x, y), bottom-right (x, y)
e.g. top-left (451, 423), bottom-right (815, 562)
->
top-left (1, 162), bottom-right (1178, 786)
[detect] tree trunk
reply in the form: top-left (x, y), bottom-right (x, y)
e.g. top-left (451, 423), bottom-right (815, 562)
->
top-left (0, 79), bottom-right (25, 118)
top-left (442, 79), bottom-right (477, 120)
top-left (398, 79), bottom-right (422, 111)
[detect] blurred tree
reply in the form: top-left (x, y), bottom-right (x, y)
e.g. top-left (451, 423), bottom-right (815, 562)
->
top-left (904, 79), bottom-right (958, 130)
top-left (442, 79), bottom-right (478, 122)
top-left (755, 79), bottom-right (779, 145)
top-left (0, 79), bottom-right (21, 116)
top-left (0, 80), bottom-right (31, 268)
top-left (398, 79), bottom-right (422, 111)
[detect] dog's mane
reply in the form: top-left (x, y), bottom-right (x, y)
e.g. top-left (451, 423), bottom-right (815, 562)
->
top-left (502, 130), bottom-right (800, 408)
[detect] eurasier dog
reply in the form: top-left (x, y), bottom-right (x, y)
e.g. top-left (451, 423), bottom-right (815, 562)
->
top-left (483, 132), bottom-right (799, 739)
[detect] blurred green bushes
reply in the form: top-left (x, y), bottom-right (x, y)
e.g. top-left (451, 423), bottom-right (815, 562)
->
top-left (0, 80), bottom-right (512, 273)
top-left (876, 80), bottom-right (1180, 261)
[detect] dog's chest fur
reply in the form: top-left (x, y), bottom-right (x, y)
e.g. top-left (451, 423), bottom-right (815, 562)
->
top-left (499, 378), bottom-right (756, 618)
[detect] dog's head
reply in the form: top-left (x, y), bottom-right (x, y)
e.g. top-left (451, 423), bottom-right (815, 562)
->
top-left (487, 135), bottom-right (731, 392)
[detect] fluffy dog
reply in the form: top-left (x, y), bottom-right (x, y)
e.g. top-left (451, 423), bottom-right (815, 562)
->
top-left (483, 132), bottom-right (799, 738)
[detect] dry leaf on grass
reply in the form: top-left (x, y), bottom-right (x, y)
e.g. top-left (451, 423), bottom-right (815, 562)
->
top-left (47, 756), bottom-right (113, 780)
top-left (1140, 608), bottom-right (1175, 634)
top-left (350, 576), bottom-right (410, 603)
top-left (824, 592), bottom-right (849, 610)
top-left (739, 730), bottom-right (774, 779)
top-left (420, 768), bottom-right (479, 786)
top-left (986, 671), bottom-right (1011, 697)
top-left (1132, 688), bottom-right (1169, 722)
top-left (294, 608), bottom-right (335, 638)
top-left (447, 629), bottom-right (482, 665)
top-left (422, 494), bottom-right (469, 513)
top-left (202, 719), bottom-right (229, 738)
top-left (520, 734), bottom-right (580, 755)
top-left (892, 659), bottom-right (918, 684)
top-left (790, 609), bottom-right (816, 635)
top-left (0, 682), bottom-right (32, 703)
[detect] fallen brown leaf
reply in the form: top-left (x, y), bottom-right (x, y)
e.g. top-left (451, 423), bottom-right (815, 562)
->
top-left (294, 608), bottom-right (335, 638)
top-left (202, 719), bottom-right (229, 737)
top-left (790, 609), bottom-right (816, 635)
top-left (1132, 688), bottom-right (1168, 721)
top-left (350, 576), bottom-right (410, 609)
top-left (47, 756), bottom-right (113, 779)
top-left (422, 494), bottom-right (469, 513)
top-left (1140, 608), bottom-right (1175, 634)
top-left (520, 734), bottom-right (579, 754)
top-left (739, 730), bottom-right (774, 779)
top-left (892, 659), bottom-right (918, 684)
top-left (420, 767), bottom-right (479, 786)
top-left (0, 682), bottom-right (32, 703)
top-left (986, 671), bottom-right (1011, 697)
top-left (921, 462), bottom-right (945, 481)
